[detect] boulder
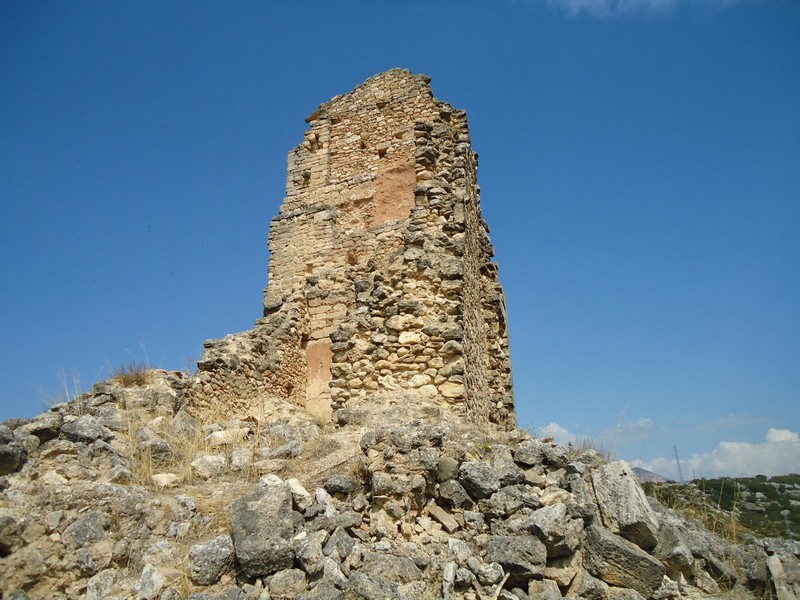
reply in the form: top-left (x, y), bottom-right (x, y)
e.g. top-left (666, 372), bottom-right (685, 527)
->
top-left (0, 426), bottom-right (26, 475)
top-left (0, 514), bottom-right (25, 555)
top-left (513, 438), bottom-right (568, 468)
top-left (437, 456), bottom-right (460, 482)
top-left (568, 568), bottom-right (610, 600)
top-left (190, 454), bottom-right (226, 479)
top-left (323, 526), bottom-right (355, 562)
top-left (485, 535), bottom-right (546, 583)
top-left (85, 568), bottom-right (116, 600)
top-left (324, 474), bottom-right (359, 495)
top-left (268, 568), bottom-right (307, 598)
top-left (583, 524), bottom-right (666, 597)
top-left (188, 535), bottom-right (235, 585)
top-left (299, 580), bottom-right (345, 600)
top-left (228, 482), bottom-right (294, 579)
top-left (295, 530), bottom-right (327, 576)
top-left (438, 479), bottom-right (473, 508)
top-left (591, 461), bottom-right (659, 550)
top-left (607, 588), bottom-right (647, 600)
top-left (346, 572), bottom-right (400, 600)
top-left (62, 511), bottom-right (109, 548)
top-left (288, 478), bottom-right (314, 512)
top-left (60, 415), bottom-right (112, 444)
top-left (19, 412), bottom-right (62, 443)
top-left (138, 564), bottom-right (165, 600)
top-left (528, 579), bottom-right (561, 600)
top-left (428, 502), bottom-right (459, 533)
top-left (458, 461), bottom-right (500, 499)
top-left (151, 472), bottom-right (180, 488)
top-left (526, 502), bottom-right (582, 557)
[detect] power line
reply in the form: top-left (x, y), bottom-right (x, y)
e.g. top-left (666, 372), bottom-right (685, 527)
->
top-left (673, 446), bottom-right (684, 483)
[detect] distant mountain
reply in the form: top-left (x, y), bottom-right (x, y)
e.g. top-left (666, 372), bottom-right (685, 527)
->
top-left (633, 466), bottom-right (671, 483)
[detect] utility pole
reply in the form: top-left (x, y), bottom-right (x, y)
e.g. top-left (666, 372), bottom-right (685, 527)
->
top-left (673, 446), bottom-right (685, 483)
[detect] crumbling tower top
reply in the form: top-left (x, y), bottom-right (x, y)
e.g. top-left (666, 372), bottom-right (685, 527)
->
top-left (192, 69), bottom-right (515, 429)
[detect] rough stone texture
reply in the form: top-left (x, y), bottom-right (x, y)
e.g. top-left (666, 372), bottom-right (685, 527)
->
top-left (188, 69), bottom-right (515, 429)
top-left (269, 568), bottom-right (307, 598)
top-left (191, 454), bottom-right (226, 480)
top-left (583, 523), bottom-right (667, 597)
top-left (528, 578), bottom-right (561, 600)
top-left (0, 426), bottom-right (26, 476)
top-left (228, 483), bottom-right (294, 579)
top-left (485, 534), bottom-right (546, 582)
top-left (60, 415), bottom-right (112, 444)
top-left (526, 501), bottom-right (582, 558)
top-left (458, 460), bottom-right (501, 499)
top-left (188, 535), bottom-right (235, 585)
top-left (592, 460), bottom-right (660, 550)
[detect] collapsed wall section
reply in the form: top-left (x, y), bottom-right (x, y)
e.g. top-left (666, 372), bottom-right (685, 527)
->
top-left (188, 69), bottom-right (514, 429)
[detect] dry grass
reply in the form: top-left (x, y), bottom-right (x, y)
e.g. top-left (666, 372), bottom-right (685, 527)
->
top-left (123, 407), bottom-right (268, 492)
top-left (112, 361), bottom-right (153, 387)
top-left (644, 479), bottom-right (746, 542)
top-left (566, 436), bottom-right (615, 462)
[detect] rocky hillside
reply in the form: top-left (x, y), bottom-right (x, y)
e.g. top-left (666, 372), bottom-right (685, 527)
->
top-left (1, 372), bottom-right (798, 599)
top-left (644, 475), bottom-right (800, 541)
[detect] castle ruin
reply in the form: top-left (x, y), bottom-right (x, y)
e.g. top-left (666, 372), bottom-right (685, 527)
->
top-left (190, 69), bottom-right (515, 429)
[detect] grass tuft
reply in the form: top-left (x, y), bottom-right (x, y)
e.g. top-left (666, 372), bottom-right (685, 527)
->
top-left (567, 436), bottom-right (615, 462)
top-left (112, 361), bottom-right (152, 387)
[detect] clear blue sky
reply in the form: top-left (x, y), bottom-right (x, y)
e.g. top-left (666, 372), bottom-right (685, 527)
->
top-left (2, 0), bottom-right (798, 478)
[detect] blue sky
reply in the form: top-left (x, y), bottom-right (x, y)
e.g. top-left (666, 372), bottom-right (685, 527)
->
top-left (2, 0), bottom-right (798, 479)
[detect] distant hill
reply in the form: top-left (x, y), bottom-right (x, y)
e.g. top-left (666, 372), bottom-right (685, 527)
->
top-left (633, 466), bottom-right (670, 483)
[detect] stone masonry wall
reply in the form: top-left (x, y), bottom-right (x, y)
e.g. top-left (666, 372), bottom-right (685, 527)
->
top-left (188, 69), bottom-right (514, 429)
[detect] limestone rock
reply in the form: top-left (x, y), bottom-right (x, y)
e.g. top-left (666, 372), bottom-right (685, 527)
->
top-left (60, 415), bottom-right (112, 444)
top-left (151, 472), bottom-right (180, 488)
top-left (19, 412), bottom-right (63, 444)
top-left (428, 502), bottom-right (459, 533)
top-left (583, 523), bottom-right (666, 597)
top-left (568, 568), bottom-right (610, 600)
top-left (188, 535), bottom-right (235, 585)
top-left (268, 568), bottom-right (307, 598)
top-left (228, 483), bottom-right (295, 578)
top-left (323, 526), bottom-right (355, 562)
top-left (592, 460), bottom-right (660, 550)
top-left (526, 502), bottom-right (583, 557)
top-left (485, 535), bottom-right (546, 582)
top-left (63, 511), bottom-right (109, 547)
top-left (138, 564), bottom-right (165, 600)
top-left (458, 461), bottom-right (501, 499)
top-left (528, 578), bottom-right (561, 600)
top-left (438, 479), bottom-right (473, 509)
top-left (513, 438), bottom-right (568, 469)
top-left (191, 454), bottom-right (226, 479)
top-left (0, 515), bottom-right (25, 555)
top-left (86, 568), bottom-right (117, 600)
top-left (0, 425), bottom-right (26, 476)
top-left (295, 530), bottom-right (327, 576)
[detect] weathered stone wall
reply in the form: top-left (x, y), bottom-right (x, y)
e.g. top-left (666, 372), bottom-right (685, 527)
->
top-left (189, 69), bottom-right (514, 428)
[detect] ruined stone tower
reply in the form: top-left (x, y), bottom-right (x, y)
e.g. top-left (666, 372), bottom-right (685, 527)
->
top-left (190, 69), bottom-right (515, 429)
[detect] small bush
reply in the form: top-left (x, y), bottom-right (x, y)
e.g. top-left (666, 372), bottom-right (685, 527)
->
top-left (112, 361), bottom-right (152, 387)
